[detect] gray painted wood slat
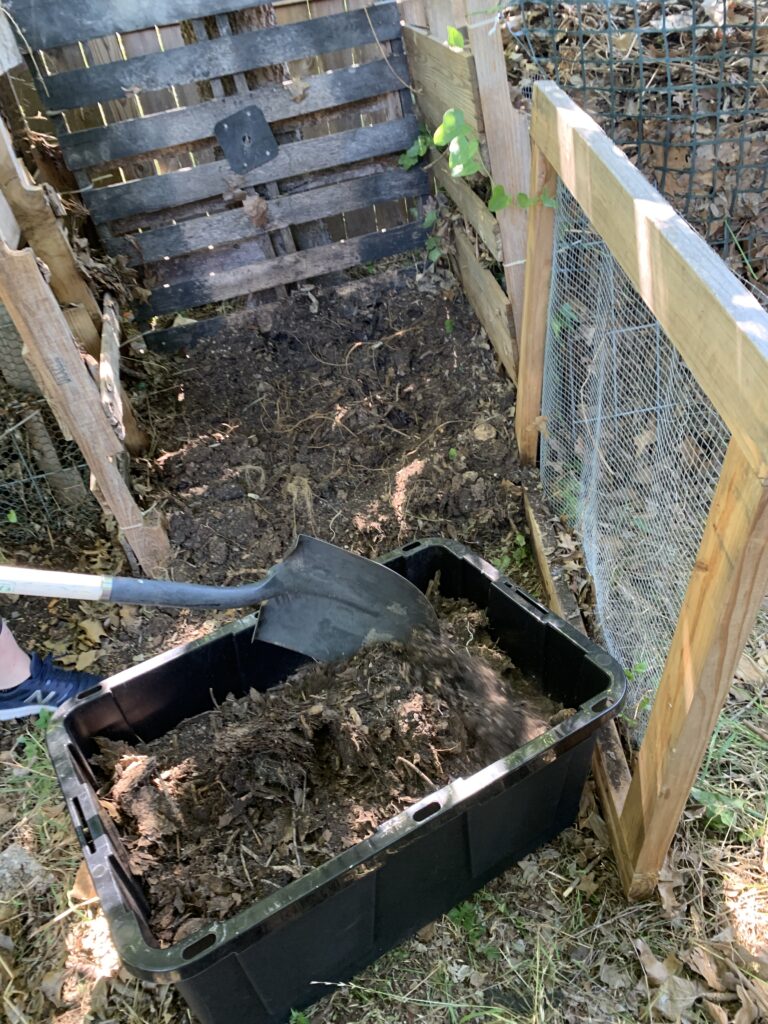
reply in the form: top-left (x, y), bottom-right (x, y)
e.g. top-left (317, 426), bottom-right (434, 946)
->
top-left (44, 5), bottom-right (401, 110)
top-left (85, 117), bottom-right (419, 223)
top-left (139, 221), bottom-right (426, 316)
top-left (108, 167), bottom-right (428, 264)
top-left (60, 56), bottom-right (409, 169)
top-left (3, 0), bottom-right (275, 51)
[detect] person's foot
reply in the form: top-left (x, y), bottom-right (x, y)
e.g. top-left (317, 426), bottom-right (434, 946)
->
top-left (0, 653), bottom-right (102, 721)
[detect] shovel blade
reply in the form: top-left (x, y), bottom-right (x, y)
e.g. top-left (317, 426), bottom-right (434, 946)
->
top-left (255, 535), bottom-right (438, 662)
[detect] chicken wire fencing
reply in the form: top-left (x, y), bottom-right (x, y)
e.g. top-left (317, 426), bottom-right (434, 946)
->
top-left (504, 0), bottom-right (768, 304)
top-left (0, 307), bottom-right (98, 544)
top-left (540, 182), bottom-right (731, 734)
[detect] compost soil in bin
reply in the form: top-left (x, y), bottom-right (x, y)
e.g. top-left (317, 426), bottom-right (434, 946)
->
top-left (94, 597), bottom-right (568, 946)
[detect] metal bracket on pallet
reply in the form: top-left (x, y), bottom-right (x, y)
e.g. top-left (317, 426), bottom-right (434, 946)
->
top-left (214, 106), bottom-right (278, 174)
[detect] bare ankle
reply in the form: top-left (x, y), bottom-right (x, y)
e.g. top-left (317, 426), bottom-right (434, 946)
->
top-left (0, 621), bottom-right (32, 690)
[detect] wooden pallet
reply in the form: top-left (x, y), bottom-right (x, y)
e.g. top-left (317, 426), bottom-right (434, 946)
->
top-left (7, 0), bottom-right (430, 333)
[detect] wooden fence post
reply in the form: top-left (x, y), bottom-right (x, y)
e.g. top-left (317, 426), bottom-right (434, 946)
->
top-left (620, 437), bottom-right (768, 893)
top-left (515, 142), bottom-right (557, 464)
top-left (464, 1), bottom-right (530, 338)
top-left (0, 244), bottom-right (169, 576)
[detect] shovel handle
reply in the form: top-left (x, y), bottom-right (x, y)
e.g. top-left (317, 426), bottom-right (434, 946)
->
top-left (0, 566), bottom-right (111, 602)
top-left (0, 565), bottom-right (281, 609)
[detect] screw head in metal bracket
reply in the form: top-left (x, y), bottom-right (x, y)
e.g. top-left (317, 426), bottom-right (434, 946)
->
top-left (214, 106), bottom-right (278, 174)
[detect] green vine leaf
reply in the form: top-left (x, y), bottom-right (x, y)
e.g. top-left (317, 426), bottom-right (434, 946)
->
top-left (398, 131), bottom-right (430, 169)
top-left (487, 183), bottom-right (513, 212)
top-left (433, 108), bottom-right (466, 147)
top-left (541, 188), bottom-right (558, 208)
top-left (446, 25), bottom-right (465, 48)
top-left (516, 192), bottom-right (534, 209)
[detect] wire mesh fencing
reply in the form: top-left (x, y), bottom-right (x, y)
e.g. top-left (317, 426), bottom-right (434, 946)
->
top-left (0, 382), bottom-right (98, 548)
top-left (540, 182), bottom-right (731, 732)
top-left (504, 0), bottom-right (768, 303)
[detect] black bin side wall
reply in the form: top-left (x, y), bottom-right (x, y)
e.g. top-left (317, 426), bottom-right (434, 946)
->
top-left (178, 740), bottom-right (595, 1024)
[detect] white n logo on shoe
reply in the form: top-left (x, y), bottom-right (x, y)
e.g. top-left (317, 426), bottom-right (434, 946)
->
top-left (26, 689), bottom-right (57, 706)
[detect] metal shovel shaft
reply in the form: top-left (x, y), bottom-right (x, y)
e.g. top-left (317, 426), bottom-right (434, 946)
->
top-left (0, 536), bottom-right (438, 662)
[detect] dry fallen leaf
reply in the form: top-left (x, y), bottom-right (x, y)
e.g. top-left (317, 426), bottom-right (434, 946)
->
top-left (70, 859), bottom-right (97, 902)
top-left (243, 194), bottom-right (269, 228)
top-left (650, 11), bottom-right (695, 30)
top-left (79, 618), bottom-right (106, 644)
top-left (284, 75), bottom-right (309, 102)
top-left (658, 859), bottom-right (685, 919)
top-left (599, 960), bottom-right (632, 989)
top-left (654, 975), bottom-right (706, 1021)
top-left (40, 969), bottom-right (66, 1007)
top-left (75, 649), bottom-right (101, 672)
top-left (172, 314), bottom-right (197, 328)
top-left (734, 983), bottom-right (759, 1024)
top-left (683, 945), bottom-right (728, 992)
top-left (633, 425), bottom-right (656, 456)
top-left (530, 413), bottom-right (549, 437)
top-left (472, 421), bottom-right (497, 442)
top-left (634, 938), bottom-right (674, 986)
top-left (701, 1000), bottom-right (729, 1024)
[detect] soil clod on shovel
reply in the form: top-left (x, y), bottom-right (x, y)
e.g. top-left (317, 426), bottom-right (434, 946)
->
top-left (94, 601), bottom-right (564, 946)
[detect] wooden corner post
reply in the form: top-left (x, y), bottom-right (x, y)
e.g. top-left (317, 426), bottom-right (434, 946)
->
top-left (0, 244), bottom-right (169, 576)
top-left (621, 438), bottom-right (768, 893)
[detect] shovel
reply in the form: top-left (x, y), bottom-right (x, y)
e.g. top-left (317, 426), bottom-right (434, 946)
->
top-left (0, 535), bottom-right (438, 662)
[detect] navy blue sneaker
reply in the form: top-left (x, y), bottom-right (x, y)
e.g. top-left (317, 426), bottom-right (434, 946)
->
top-left (0, 653), bottom-right (102, 721)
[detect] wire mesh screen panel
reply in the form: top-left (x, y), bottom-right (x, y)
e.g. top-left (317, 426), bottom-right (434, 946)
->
top-left (505, 1), bottom-right (768, 302)
top-left (0, 383), bottom-right (98, 545)
top-left (0, 302), bottom-right (38, 395)
top-left (540, 182), bottom-right (731, 732)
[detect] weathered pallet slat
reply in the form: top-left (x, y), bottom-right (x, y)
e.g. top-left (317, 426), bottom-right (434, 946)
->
top-left (432, 154), bottom-right (501, 260)
top-left (85, 117), bottom-right (419, 223)
top-left (45, 5), bottom-right (402, 110)
top-left (150, 238), bottom-right (271, 288)
top-left (402, 26), bottom-right (483, 133)
top-left (4, 0), bottom-right (276, 51)
top-left (139, 221), bottom-right (426, 315)
top-left (453, 229), bottom-right (517, 380)
top-left (109, 168), bottom-right (429, 264)
top-left (61, 57), bottom-right (410, 169)
top-left (145, 305), bottom-right (279, 352)
top-left (466, 2), bottom-right (530, 339)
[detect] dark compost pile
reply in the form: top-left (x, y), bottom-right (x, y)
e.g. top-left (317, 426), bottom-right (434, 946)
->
top-left (94, 600), bottom-right (565, 946)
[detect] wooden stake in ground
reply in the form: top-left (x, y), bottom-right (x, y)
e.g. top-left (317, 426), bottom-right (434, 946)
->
top-left (0, 243), bottom-right (169, 575)
top-left (515, 143), bottom-right (557, 465)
